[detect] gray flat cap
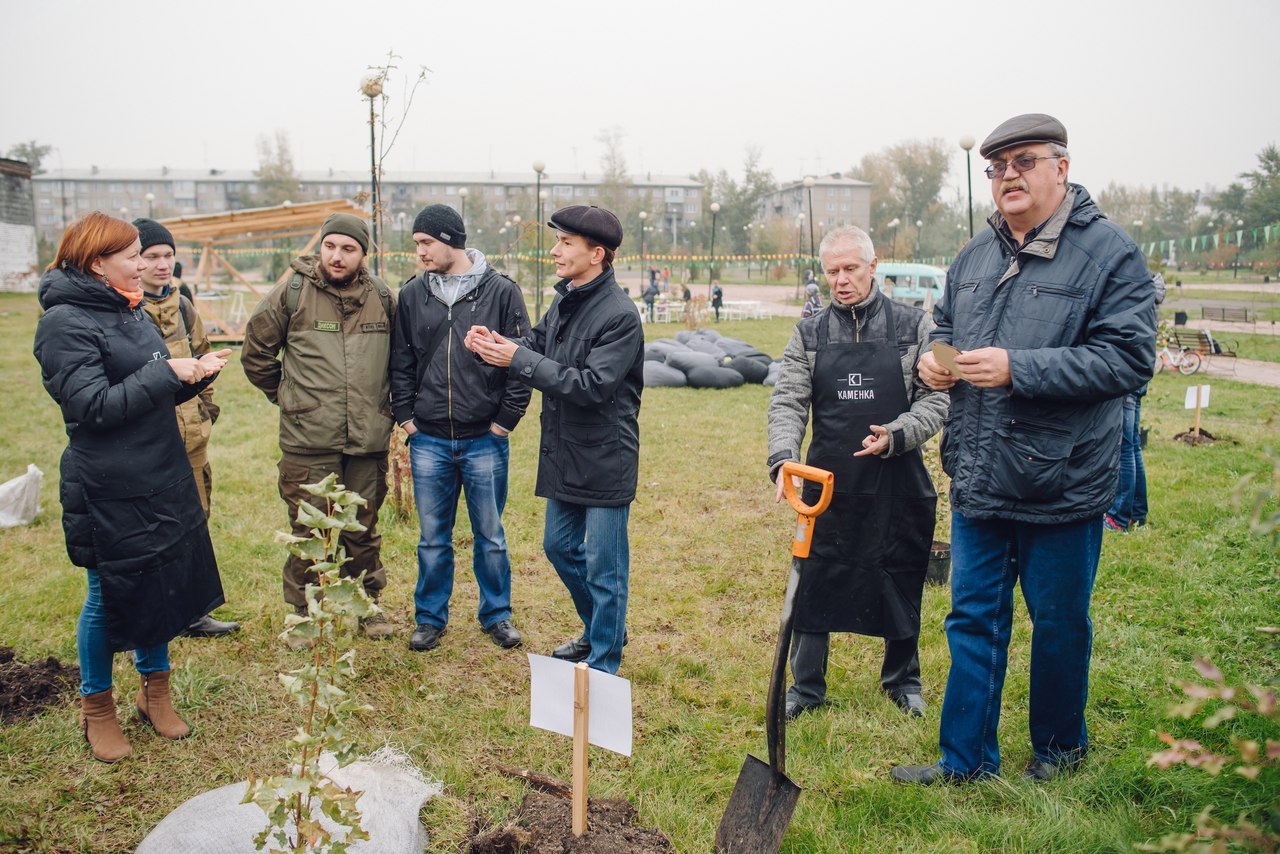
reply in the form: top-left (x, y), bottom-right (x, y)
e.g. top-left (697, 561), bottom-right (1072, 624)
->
top-left (980, 113), bottom-right (1068, 158)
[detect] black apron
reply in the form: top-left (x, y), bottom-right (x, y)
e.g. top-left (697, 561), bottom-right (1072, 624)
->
top-left (794, 298), bottom-right (936, 639)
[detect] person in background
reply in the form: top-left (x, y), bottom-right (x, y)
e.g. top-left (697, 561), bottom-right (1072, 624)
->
top-left (133, 218), bottom-right (239, 638)
top-left (801, 282), bottom-right (822, 318)
top-left (711, 280), bottom-right (724, 322)
top-left (642, 276), bottom-right (660, 322)
top-left (34, 211), bottom-right (231, 762)
top-left (1105, 272), bottom-right (1164, 531)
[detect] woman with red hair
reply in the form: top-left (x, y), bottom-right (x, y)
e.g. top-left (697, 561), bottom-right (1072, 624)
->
top-left (33, 211), bottom-right (231, 763)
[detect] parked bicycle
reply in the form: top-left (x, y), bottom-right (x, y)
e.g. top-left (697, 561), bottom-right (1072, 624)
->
top-left (1155, 343), bottom-right (1202, 375)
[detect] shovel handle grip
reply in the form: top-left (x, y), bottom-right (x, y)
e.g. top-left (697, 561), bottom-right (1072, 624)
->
top-left (780, 462), bottom-right (834, 518)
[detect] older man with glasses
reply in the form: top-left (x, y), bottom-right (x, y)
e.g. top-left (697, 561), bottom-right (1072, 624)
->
top-left (892, 114), bottom-right (1156, 785)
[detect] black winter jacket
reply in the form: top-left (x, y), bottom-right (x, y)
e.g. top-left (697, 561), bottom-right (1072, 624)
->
top-left (931, 184), bottom-right (1156, 522)
top-left (34, 267), bottom-right (224, 650)
top-left (508, 268), bottom-right (645, 507)
top-left (390, 266), bottom-right (531, 438)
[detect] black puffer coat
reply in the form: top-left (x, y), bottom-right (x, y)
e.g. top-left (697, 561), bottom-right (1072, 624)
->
top-left (34, 266), bottom-right (224, 651)
top-left (508, 268), bottom-right (644, 507)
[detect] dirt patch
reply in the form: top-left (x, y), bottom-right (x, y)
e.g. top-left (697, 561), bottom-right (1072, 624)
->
top-left (470, 791), bottom-right (673, 853)
top-left (1174, 428), bottom-right (1218, 445)
top-left (0, 646), bottom-right (80, 724)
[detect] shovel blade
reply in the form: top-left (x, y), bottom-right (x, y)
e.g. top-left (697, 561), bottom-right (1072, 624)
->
top-left (714, 753), bottom-right (802, 853)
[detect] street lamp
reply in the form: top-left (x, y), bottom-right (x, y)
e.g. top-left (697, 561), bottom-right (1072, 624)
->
top-left (533, 160), bottom-right (546, 320)
top-left (1234, 218), bottom-right (1244, 278)
top-left (803, 176), bottom-right (817, 277)
top-left (887, 217), bottom-right (901, 260)
top-left (119, 206), bottom-right (128, 220)
top-left (708, 202), bottom-right (720, 291)
top-left (638, 210), bottom-right (648, 295)
top-left (458, 187), bottom-right (468, 221)
top-left (360, 72), bottom-right (385, 277)
top-left (144, 192), bottom-right (155, 218)
top-left (959, 135), bottom-right (976, 238)
top-left (685, 221), bottom-right (695, 282)
top-left (915, 219), bottom-right (923, 260)
top-left (795, 213), bottom-right (805, 298)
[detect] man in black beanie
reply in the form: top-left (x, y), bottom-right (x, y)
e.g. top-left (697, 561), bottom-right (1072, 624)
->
top-left (242, 212), bottom-right (398, 646)
top-left (390, 204), bottom-right (531, 653)
top-left (133, 217), bottom-right (239, 638)
top-left (466, 205), bottom-right (644, 675)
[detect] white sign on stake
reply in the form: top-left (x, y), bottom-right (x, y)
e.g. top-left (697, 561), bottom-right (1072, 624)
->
top-left (1183, 384), bottom-right (1211, 409)
top-left (528, 653), bottom-right (633, 756)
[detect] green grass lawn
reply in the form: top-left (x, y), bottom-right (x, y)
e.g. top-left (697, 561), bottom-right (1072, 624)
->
top-left (0, 292), bottom-right (1276, 851)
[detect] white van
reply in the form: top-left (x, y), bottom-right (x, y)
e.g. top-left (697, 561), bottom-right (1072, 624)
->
top-left (876, 262), bottom-right (947, 309)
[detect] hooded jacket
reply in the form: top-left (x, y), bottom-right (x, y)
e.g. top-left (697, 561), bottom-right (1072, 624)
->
top-left (140, 286), bottom-right (219, 457)
top-left (34, 266), bottom-right (224, 650)
top-left (242, 255), bottom-right (395, 456)
top-left (931, 184), bottom-right (1156, 522)
top-left (389, 251), bottom-right (531, 438)
top-left (508, 267), bottom-right (645, 507)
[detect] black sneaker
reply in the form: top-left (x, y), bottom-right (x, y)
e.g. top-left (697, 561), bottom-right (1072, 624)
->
top-left (409, 623), bottom-right (446, 651)
top-left (482, 620), bottom-right (523, 649)
top-left (890, 762), bottom-right (966, 785)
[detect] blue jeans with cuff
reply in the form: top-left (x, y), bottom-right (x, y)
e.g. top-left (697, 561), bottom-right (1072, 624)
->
top-left (78, 569), bottom-right (169, 696)
top-left (543, 499), bottom-right (630, 674)
top-left (410, 430), bottom-right (514, 631)
top-left (937, 512), bottom-right (1101, 777)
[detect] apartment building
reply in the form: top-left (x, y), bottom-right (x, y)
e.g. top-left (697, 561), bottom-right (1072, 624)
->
top-left (759, 174), bottom-right (872, 232)
top-left (32, 168), bottom-right (704, 243)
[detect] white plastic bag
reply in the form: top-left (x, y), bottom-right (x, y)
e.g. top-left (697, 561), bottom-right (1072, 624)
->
top-left (138, 748), bottom-right (441, 854)
top-left (0, 464), bottom-right (42, 528)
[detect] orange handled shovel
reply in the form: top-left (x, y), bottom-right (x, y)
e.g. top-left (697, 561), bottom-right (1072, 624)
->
top-left (715, 462), bottom-right (834, 853)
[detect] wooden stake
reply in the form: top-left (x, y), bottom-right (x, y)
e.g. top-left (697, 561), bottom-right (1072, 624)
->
top-left (572, 661), bottom-right (589, 837)
top-left (1193, 385), bottom-right (1203, 438)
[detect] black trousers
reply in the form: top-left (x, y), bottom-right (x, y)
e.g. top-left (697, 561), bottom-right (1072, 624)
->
top-left (786, 630), bottom-right (921, 708)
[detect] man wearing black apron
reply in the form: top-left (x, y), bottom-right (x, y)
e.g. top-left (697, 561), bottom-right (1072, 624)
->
top-left (768, 226), bottom-right (948, 721)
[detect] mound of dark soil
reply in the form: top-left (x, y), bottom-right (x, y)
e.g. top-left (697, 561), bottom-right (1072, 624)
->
top-left (1174, 428), bottom-right (1217, 445)
top-left (0, 646), bottom-right (79, 724)
top-left (470, 791), bottom-right (673, 853)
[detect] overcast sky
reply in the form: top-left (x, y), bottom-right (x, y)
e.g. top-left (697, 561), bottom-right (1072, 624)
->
top-left (5, 0), bottom-right (1277, 201)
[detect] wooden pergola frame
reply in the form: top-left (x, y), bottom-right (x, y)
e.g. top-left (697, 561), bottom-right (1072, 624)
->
top-left (159, 199), bottom-right (366, 342)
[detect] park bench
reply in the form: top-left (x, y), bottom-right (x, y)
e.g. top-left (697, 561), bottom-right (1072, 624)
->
top-left (1172, 329), bottom-right (1237, 364)
top-left (1201, 306), bottom-right (1250, 322)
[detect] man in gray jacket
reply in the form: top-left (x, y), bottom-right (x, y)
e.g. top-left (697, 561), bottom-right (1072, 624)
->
top-left (893, 114), bottom-right (1155, 785)
top-left (390, 205), bottom-right (531, 653)
top-left (768, 225), bottom-right (947, 721)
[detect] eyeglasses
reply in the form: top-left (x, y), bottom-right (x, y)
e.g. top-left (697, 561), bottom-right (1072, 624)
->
top-left (985, 154), bottom-right (1061, 180)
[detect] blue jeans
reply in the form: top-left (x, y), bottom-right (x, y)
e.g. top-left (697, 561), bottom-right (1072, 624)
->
top-left (1107, 394), bottom-right (1147, 527)
top-left (78, 569), bottom-right (169, 696)
top-left (937, 512), bottom-right (1101, 777)
top-left (409, 431), bottom-right (513, 630)
top-left (543, 499), bottom-right (630, 674)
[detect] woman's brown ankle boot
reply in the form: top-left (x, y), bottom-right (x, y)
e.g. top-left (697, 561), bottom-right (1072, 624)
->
top-left (79, 689), bottom-right (131, 762)
top-left (135, 670), bottom-right (191, 740)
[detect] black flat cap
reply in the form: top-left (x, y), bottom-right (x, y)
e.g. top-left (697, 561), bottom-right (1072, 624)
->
top-left (547, 204), bottom-right (623, 251)
top-left (980, 113), bottom-right (1068, 159)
